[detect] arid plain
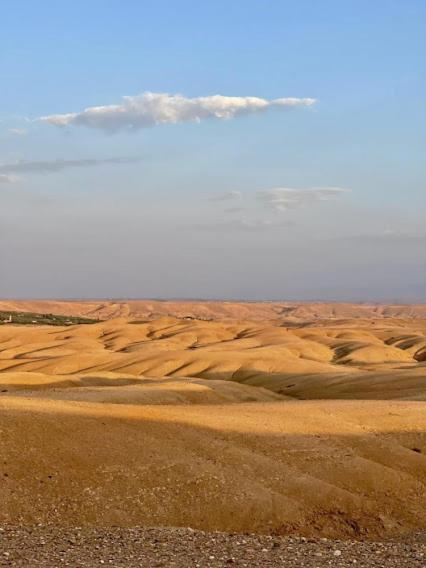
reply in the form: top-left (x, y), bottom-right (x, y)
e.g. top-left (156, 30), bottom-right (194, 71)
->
top-left (1, 300), bottom-right (426, 541)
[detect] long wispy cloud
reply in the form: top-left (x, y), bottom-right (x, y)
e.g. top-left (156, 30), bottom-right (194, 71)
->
top-left (0, 156), bottom-right (138, 176)
top-left (338, 230), bottom-right (426, 244)
top-left (208, 190), bottom-right (242, 202)
top-left (257, 187), bottom-right (348, 212)
top-left (190, 217), bottom-right (294, 232)
top-left (38, 91), bottom-right (317, 133)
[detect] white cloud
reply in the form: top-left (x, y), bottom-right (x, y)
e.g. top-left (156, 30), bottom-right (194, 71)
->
top-left (257, 187), bottom-right (349, 212)
top-left (202, 186), bottom-right (348, 231)
top-left (8, 128), bottom-right (27, 136)
top-left (0, 174), bottom-right (19, 184)
top-left (39, 92), bottom-right (317, 133)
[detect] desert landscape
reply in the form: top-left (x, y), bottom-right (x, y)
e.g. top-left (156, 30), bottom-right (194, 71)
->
top-left (3, 2), bottom-right (425, 563)
top-left (1, 300), bottom-right (425, 555)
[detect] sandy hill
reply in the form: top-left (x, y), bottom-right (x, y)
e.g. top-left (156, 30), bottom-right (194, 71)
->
top-left (0, 307), bottom-right (426, 539)
top-left (0, 316), bottom-right (425, 399)
top-left (1, 298), bottom-right (426, 321)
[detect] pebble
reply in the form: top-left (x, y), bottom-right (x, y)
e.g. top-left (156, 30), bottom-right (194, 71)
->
top-left (0, 526), bottom-right (424, 567)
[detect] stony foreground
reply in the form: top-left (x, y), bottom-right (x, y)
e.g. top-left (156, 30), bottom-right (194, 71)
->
top-left (0, 527), bottom-right (425, 567)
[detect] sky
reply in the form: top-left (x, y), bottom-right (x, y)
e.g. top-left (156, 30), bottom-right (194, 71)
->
top-left (0, 0), bottom-right (425, 301)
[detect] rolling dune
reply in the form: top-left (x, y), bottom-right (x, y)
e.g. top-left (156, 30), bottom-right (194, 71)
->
top-left (1, 306), bottom-right (426, 538)
top-left (1, 315), bottom-right (425, 398)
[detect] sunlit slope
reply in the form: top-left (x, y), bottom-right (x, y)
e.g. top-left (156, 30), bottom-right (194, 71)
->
top-left (0, 317), bottom-right (425, 399)
top-left (0, 397), bottom-right (425, 538)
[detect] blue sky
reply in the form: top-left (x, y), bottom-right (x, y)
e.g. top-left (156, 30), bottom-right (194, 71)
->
top-left (1, 0), bottom-right (425, 300)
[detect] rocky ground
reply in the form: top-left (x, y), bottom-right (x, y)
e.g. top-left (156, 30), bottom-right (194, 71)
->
top-left (0, 526), bottom-right (425, 567)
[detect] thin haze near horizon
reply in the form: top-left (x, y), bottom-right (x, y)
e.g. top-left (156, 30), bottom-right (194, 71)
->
top-left (1, 1), bottom-right (425, 302)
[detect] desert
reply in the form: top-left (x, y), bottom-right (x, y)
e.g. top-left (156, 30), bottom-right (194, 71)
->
top-left (1, 300), bottom-right (425, 554)
top-left (4, 3), bottom-right (425, 564)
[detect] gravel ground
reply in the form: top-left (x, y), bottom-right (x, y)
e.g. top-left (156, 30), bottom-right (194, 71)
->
top-left (0, 526), bottom-right (425, 567)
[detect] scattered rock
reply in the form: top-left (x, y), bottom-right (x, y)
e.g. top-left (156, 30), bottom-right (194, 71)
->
top-left (0, 526), bottom-right (424, 567)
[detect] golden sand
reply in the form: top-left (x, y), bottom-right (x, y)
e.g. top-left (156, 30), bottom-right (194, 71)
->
top-left (1, 302), bottom-right (425, 538)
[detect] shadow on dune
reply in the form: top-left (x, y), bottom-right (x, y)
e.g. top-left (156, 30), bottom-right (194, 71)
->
top-left (189, 367), bottom-right (426, 401)
top-left (1, 364), bottom-right (426, 402)
top-left (0, 375), bottom-right (284, 405)
top-left (0, 396), bottom-right (425, 539)
top-left (0, 376), bottom-right (146, 391)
